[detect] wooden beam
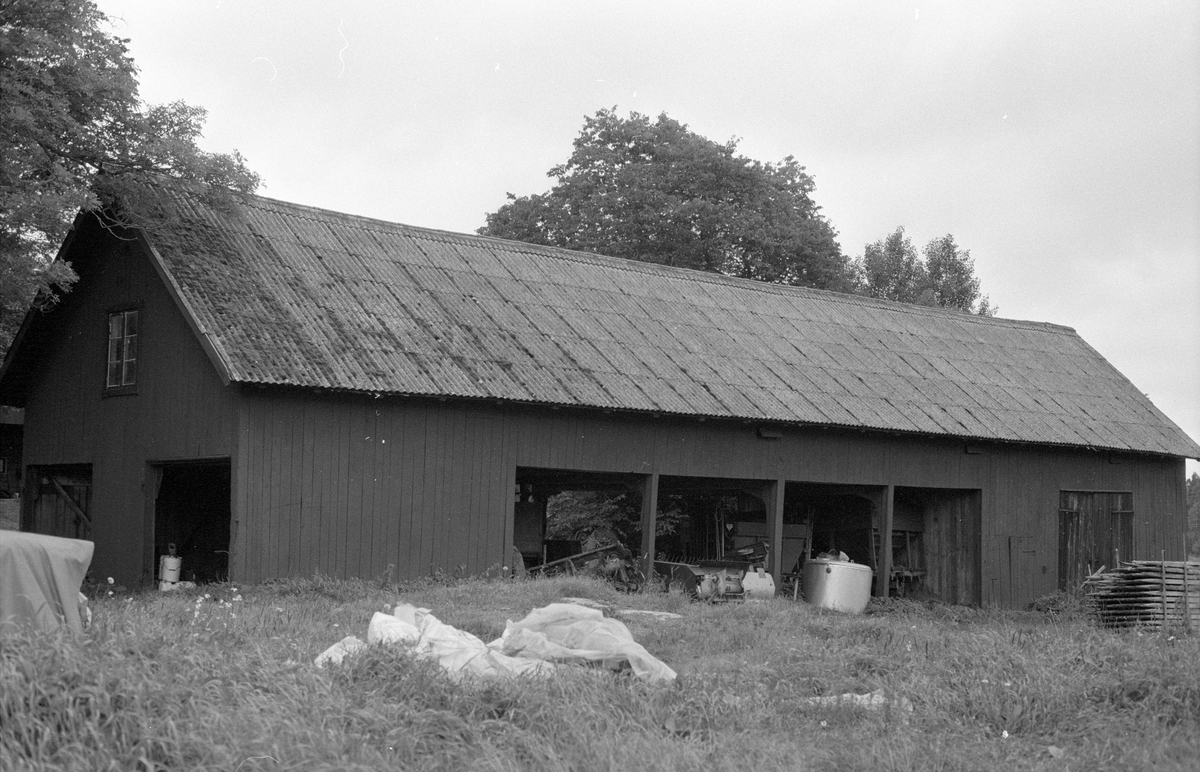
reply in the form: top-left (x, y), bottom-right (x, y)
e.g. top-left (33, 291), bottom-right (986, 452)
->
top-left (876, 484), bottom-right (894, 597)
top-left (639, 472), bottom-right (659, 581)
top-left (49, 476), bottom-right (91, 531)
top-left (764, 478), bottom-right (785, 588)
top-left (144, 466), bottom-right (164, 587)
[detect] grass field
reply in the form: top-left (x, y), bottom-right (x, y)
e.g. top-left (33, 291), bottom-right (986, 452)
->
top-left (2, 574), bottom-right (1198, 771)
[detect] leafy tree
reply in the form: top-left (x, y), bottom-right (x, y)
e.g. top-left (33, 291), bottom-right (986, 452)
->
top-left (853, 227), bottom-right (994, 314)
top-left (546, 490), bottom-right (683, 547)
top-left (480, 108), bottom-right (854, 291)
top-left (0, 0), bottom-right (259, 350)
top-left (546, 491), bottom-right (636, 543)
top-left (923, 234), bottom-right (993, 314)
top-left (855, 227), bottom-right (927, 305)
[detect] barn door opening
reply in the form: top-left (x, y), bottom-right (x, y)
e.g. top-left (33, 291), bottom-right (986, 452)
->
top-left (153, 460), bottom-right (231, 583)
top-left (1059, 491), bottom-right (1133, 594)
top-left (797, 485), bottom-right (875, 571)
top-left (898, 488), bottom-right (982, 606)
top-left (27, 464), bottom-right (93, 540)
top-left (513, 468), bottom-right (644, 569)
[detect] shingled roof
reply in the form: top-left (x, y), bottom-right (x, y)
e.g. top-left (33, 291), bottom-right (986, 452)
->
top-left (51, 190), bottom-right (1200, 457)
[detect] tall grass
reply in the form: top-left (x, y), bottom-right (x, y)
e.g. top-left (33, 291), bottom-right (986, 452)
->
top-left (2, 575), bottom-right (1198, 771)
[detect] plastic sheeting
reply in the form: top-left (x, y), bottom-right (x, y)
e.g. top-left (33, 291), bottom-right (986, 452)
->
top-left (365, 604), bottom-right (553, 680)
top-left (492, 603), bottom-right (676, 682)
top-left (315, 602), bottom-right (676, 683)
top-left (0, 531), bottom-right (94, 634)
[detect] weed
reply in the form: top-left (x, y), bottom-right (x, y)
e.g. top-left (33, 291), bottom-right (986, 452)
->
top-left (2, 576), bottom-right (1198, 771)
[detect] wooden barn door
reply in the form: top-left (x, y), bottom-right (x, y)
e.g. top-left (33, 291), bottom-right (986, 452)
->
top-left (1058, 491), bottom-right (1133, 593)
top-left (921, 489), bottom-right (982, 606)
top-left (27, 465), bottom-right (93, 540)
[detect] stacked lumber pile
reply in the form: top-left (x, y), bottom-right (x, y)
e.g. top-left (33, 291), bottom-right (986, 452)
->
top-left (1084, 561), bottom-right (1200, 630)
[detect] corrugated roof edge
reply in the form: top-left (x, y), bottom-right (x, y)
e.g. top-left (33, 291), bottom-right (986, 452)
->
top-left (230, 192), bottom-right (1078, 338)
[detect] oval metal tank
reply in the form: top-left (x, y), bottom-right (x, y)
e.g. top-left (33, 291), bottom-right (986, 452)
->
top-left (802, 558), bottom-right (874, 613)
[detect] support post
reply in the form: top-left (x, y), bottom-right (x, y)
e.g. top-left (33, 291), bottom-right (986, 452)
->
top-left (764, 479), bottom-right (785, 589)
top-left (144, 465), bottom-right (164, 587)
top-left (21, 467), bottom-right (37, 532)
top-left (876, 484), bottom-right (895, 598)
top-left (639, 472), bottom-right (660, 582)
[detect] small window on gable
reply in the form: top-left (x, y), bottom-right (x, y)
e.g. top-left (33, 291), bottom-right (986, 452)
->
top-left (106, 308), bottom-right (139, 392)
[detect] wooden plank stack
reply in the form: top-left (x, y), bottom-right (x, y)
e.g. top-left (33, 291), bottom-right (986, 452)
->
top-left (1084, 560), bottom-right (1200, 630)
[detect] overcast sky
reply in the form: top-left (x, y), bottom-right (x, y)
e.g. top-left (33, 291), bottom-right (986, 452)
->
top-left (99, 0), bottom-right (1199, 473)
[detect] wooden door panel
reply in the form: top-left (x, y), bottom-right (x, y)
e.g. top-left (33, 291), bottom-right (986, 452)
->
top-left (1059, 491), bottom-right (1133, 593)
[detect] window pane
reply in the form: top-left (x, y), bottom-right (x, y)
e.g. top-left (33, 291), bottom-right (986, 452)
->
top-left (124, 328), bottom-right (138, 386)
top-left (106, 309), bottom-right (138, 389)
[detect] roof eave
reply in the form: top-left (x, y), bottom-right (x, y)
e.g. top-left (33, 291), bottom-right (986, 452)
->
top-left (137, 230), bottom-right (234, 387)
top-left (230, 378), bottom-right (1200, 460)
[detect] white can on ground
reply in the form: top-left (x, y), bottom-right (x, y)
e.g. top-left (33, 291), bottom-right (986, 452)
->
top-left (802, 558), bottom-right (874, 613)
top-left (159, 554), bottom-right (182, 584)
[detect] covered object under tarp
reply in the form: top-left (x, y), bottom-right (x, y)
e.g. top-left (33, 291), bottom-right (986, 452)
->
top-left (0, 531), bottom-right (93, 634)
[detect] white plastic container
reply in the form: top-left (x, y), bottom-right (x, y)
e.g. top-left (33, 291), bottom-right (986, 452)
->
top-left (802, 558), bottom-right (874, 613)
top-left (159, 553), bottom-right (182, 584)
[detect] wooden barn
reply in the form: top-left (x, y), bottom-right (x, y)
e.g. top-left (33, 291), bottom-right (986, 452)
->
top-left (1, 188), bottom-right (1196, 606)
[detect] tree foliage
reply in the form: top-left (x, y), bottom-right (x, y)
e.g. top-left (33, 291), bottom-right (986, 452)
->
top-left (0, 0), bottom-right (259, 349)
top-left (545, 490), bottom-right (684, 546)
top-left (855, 227), bottom-right (927, 305)
top-left (480, 108), bottom-right (854, 291)
top-left (852, 227), bottom-right (994, 314)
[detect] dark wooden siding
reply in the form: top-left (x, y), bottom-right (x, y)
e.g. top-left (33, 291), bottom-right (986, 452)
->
top-left (228, 396), bottom-right (1187, 608)
top-left (231, 391), bottom-right (516, 583)
top-left (19, 228), bottom-right (238, 585)
top-left (0, 421), bottom-right (21, 496)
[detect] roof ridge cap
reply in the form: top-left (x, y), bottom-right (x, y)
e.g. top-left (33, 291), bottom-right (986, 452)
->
top-left (234, 191), bottom-right (1075, 335)
top-left (524, 247), bottom-right (1077, 334)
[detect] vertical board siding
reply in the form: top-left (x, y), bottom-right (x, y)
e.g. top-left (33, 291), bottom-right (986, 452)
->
top-left (426, 402), bottom-right (445, 576)
top-left (401, 405), bottom-right (422, 577)
top-left (238, 394), bottom-right (515, 582)
top-left (235, 394), bottom-right (1186, 610)
top-left (284, 400), bottom-right (302, 577)
top-left (21, 234), bottom-right (237, 586)
top-left (299, 399), bottom-right (317, 575)
top-left (267, 399), bottom-right (286, 578)
top-left (440, 406), bottom-right (457, 573)
top-left (375, 407), bottom-right (396, 578)
top-left (334, 401), bottom-right (350, 577)
top-left (317, 400), bottom-right (336, 577)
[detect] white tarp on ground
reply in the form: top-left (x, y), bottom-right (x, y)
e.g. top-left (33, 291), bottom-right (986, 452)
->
top-left (491, 602), bottom-right (676, 682)
top-left (0, 531), bottom-right (94, 634)
top-left (315, 601), bottom-right (676, 683)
